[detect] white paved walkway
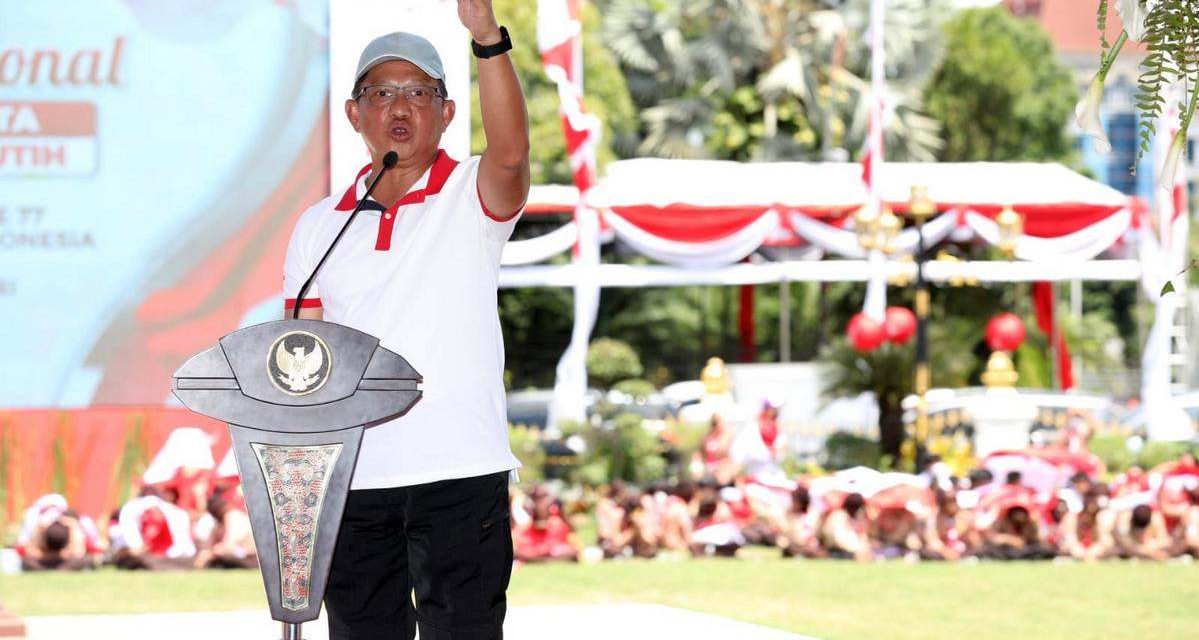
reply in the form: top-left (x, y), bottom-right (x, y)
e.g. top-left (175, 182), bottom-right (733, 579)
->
top-left (25, 604), bottom-right (819, 639)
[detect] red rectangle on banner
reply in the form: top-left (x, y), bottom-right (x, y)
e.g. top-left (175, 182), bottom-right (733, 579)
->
top-left (0, 101), bottom-right (96, 137)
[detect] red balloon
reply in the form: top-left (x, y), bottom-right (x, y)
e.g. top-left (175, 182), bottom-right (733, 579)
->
top-left (847, 313), bottom-right (886, 352)
top-left (883, 306), bottom-right (917, 345)
top-left (985, 312), bottom-right (1026, 351)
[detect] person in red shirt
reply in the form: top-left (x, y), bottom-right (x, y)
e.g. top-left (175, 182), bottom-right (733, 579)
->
top-left (653, 483), bottom-right (695, 554)
top-left (20, 515), bottom-right (96, 572)
top-left (602, 494), bottom-right (660, 559)
top-left (194, 495), bottom-right (257, 569)
top-left (698, 414), bottom-right (738, 485)
top-left (690, 493), bottom-right (744, 558)
top-left (777, 486), bottom-right (824, 559)
top-left (1180, 486), bottom-right (1199, 557)
top-left (1059, 488), bottom-right (1116, 562)
top-left (820, 493), bottom-right (873, 562)
top-left (513, 487), bottom-right (580, 563)
top-left (1114, 504), bottom-right (1172, 560)
top-left (922, 490), bottom-right (968, 561)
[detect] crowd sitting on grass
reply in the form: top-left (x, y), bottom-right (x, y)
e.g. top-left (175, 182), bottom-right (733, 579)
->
top-left (15, 455), bottom-right (257, 572)
top-left (13, 410), bottom-right (1199, 571)
top-left (508, 410), bottom-right (1199, 564)
top-left (509, 463), bottom-right (1199, 564)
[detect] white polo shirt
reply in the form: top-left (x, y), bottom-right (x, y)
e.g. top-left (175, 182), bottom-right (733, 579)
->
top-left (283, 149), bottom-right (522, 489)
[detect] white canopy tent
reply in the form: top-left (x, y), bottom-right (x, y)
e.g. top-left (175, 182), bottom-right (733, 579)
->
top-left (499, 159), bottom-right (1186, 438)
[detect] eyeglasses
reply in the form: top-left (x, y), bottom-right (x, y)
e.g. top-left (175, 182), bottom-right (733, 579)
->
top-left (354, 84), bottom-right (444, 108)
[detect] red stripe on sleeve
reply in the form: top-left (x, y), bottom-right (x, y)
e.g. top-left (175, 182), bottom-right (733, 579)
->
top-left (284, 298), bottom-right (322, 310)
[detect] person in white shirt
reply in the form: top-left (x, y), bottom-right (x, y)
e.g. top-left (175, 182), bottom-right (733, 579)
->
top-left (194, 494), bottom-right (257, 569)
top-left (281, 3), bottom-right (528, 638)
top-left (113, 489), bottom-right (196, 570)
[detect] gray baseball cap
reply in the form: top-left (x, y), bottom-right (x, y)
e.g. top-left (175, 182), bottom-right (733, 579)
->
top-left (354, 32), bottom-right (445, 91)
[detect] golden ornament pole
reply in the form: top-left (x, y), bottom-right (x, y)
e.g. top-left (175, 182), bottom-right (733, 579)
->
top-left (908, 186), bottom-right (936, 458)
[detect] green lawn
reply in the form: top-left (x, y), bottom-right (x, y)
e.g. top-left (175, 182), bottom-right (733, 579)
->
top-left (3, 554), bottom-right (1195, 640)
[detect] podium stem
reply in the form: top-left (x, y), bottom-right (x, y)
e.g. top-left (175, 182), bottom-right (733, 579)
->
top-left (281, 622), bottom-right (303, 640)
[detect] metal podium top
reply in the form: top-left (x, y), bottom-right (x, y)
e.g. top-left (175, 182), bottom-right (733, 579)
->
top-left (173, 319), bottom-right (422, 432)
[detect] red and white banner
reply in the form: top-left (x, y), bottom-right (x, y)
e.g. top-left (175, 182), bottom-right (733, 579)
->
top-left (539, 0), bottom-right (603, 426)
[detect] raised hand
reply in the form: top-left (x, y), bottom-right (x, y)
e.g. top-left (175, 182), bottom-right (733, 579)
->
top-left (457, 0), bottom-right (502, 43)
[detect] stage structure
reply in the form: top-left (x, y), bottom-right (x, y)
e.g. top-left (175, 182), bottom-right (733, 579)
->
top-left (173, 320), bottom-right (421, 640)
top-left (502, 159), bottom-right (1189, 439)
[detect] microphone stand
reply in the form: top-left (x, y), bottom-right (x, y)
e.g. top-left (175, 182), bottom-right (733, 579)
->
top-left (282, 152), bottom-right (395, 640)
top-left (291, 150), bottom-right (398, 319)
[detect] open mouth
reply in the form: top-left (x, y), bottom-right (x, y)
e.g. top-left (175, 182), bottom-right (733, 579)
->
top-left (389, 123), bottom-right (411, 141)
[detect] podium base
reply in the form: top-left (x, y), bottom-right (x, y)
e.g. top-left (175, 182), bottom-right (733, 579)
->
top-left (282, 622), bottom-right (302, 640)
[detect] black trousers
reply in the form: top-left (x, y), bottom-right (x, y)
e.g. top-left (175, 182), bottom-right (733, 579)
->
top-left (325, 470), bottom-right (513, 640)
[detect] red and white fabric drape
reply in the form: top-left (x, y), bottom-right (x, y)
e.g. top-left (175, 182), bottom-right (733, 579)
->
top-left (603, 206), bottom-right (779, 268)
top-left (788, 206), bottom-right (1134, 261)
top-left (539, 0), bottom-right (603, 425)
top-left (499, 198), bottom-right (1138, 269)
top-left (504, 159), bottom-right (1140, 269)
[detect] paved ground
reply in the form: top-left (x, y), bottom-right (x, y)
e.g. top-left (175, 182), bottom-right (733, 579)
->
top-left (25, 603), bottom-right (819, 639)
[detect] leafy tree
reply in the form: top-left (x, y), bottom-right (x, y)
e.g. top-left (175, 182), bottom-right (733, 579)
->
top-left (586, 337), bottom-right (644, 388)
top-left (923, 7), bottom-right (1078, 162)
top-left (500, 273), bottom-right (574, 390)
top-left (818, 315), bottom-right (981, 459)
top-left (600, 0), bottom-right (947, 161)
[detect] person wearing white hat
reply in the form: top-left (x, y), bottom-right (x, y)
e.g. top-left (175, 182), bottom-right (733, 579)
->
top-left (282, 1), bottom-right (528, 638)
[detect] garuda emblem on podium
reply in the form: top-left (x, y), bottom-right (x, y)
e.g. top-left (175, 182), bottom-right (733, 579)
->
top-left (268, 331), bottom-right (333, 395)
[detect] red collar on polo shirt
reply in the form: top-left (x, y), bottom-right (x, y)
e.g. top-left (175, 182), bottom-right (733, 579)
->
top-left (334, 149), bottom-right (460, 251)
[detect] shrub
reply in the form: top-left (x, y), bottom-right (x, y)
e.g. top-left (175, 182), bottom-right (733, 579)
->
top-left (1089, 434), bottom-right (1136, 473)
top-left (822, 431), bottom-right (881, 470)
top-left (586, 338), bottom-right (643, 389)
top-left (612, 378), bottom-right (656, 400)
top-left (1087, 434), bottom-right (1194, 475)
top-left (508, 424), bottom-right (546, 484)
top-left (1138, 441), bottom-right (1196, 471)
top-left (565, 412), bottom-right (667, 486)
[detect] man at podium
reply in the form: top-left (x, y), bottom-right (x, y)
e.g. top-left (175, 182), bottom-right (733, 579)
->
top-left (281, 1), bottom-right (529, 638)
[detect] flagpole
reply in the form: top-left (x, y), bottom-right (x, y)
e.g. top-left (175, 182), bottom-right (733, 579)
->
top-left (861, 0), bottom-right (887, 323)
top-left (540, 0), bottom-right (604, 428)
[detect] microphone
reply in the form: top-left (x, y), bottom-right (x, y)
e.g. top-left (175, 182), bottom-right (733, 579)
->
top-left (291, 150), bottom-right (399, 319)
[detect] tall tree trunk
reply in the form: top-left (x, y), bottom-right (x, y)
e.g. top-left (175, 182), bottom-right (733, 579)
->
top-left (878, 396), bottom-right (905, 460)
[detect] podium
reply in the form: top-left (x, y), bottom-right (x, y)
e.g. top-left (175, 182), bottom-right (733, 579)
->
top-left (172, 319), bottom-right (421, 639)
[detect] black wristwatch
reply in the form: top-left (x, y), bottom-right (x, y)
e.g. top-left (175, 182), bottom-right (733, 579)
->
top-left (472, 26), bottom-right (512, 59)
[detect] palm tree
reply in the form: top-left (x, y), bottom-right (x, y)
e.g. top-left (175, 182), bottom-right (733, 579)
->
top-left (600, 0), bottom-right (948, 161)
top-left (601, 0), bottom-right (767, 158)
top-left (818, 317), bottom-right (978, 461)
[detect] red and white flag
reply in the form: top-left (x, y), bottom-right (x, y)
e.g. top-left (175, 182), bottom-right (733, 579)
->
top-left (539, 0), bottom-right (604, 426)
top-left (538, 0), bottom-right (600, 196)
top-left (860, 0), bottom-right (887, 322)
top-left (860, 0), bottom-right (885, 202)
